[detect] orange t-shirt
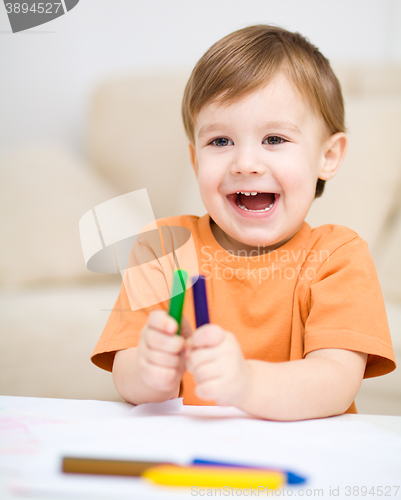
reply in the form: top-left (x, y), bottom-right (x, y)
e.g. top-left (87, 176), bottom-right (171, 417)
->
top-left (91, 214), bottom-right (396, 413)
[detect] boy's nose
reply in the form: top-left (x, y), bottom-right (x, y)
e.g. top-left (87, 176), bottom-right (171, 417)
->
top-left (230, 147), bottom-right (265, 175)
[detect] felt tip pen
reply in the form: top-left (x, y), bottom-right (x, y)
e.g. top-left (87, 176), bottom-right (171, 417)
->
top-left (62, 457), bottom-right (303, 488)
top-left (168, 269), bottom-right (187, 335)
top-left (192, 275), bottom-right (210, 328)
top-left (142, 464), bottom-right (286, 489)
top-left (192, 459), bottom-right (306, 485)
top-left (62, 457), bottom-right (167, 476)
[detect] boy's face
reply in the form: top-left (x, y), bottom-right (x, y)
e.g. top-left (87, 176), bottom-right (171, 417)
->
top-left (189, 71), bottom-right (346, 253)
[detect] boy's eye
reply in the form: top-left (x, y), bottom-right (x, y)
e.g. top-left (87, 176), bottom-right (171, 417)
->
top-left (211, 137), bottom-right (233, 147)
top-left (264, 136), bottom-right (285, 145)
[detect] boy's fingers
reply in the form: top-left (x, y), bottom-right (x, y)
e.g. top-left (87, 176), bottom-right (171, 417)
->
top-left (145, 347), bottom-right (182, 368)
top-left (177, 350), bottom-right (186, 374)
top-left (187, 344), bottom-right (218, 372)
top-left (191, 358), bottom-right (222, 383)
top-left (147, 310), bottom-right (177, 335)
top-left (195, 379), bottom-right (220, 402)
top-left (179, 315), bottom-right (193, 339)
top-left (192, 324), bottom-right (225, 348)
top-left (139, 361), bottom-right (178, 392)
top-left (145, 327), bottom-right (184, 354)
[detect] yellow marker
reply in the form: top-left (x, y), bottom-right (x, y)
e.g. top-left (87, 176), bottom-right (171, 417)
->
top-left (142, 465), bottom-right (285, 489)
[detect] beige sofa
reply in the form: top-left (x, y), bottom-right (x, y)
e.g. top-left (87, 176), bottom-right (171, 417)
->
top-left (1, 64), bottom-right (400, 415)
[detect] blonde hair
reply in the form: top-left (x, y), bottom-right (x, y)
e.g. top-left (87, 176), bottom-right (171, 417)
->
top-left (182, 25), bottom-right (345, 198)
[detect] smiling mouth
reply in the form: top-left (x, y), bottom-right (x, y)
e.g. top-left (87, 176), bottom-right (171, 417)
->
top-left (230, 192), bottom-right (277, 212)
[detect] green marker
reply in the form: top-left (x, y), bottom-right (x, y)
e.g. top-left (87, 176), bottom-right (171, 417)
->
top-left (168, 269), bottom-right (187, 335)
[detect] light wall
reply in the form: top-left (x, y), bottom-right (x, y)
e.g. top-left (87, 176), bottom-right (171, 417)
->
top-left (1, 0), bottom-right (401, 156)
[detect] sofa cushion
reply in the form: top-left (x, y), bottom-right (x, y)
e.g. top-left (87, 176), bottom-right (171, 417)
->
top-left (0, 284), bottom-right (122, 401)
top-left (0, 145), bottom-right (119, 286)
top-left (375, 209), bottom-right (401, 304)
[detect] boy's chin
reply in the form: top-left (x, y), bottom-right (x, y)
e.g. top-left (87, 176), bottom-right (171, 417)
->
top-left (224, 231), bottom-right (279, 253)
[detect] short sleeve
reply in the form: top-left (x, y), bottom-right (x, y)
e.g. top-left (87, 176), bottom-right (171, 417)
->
top-left (304, 236), bottom-right (396, 378)
top-left (90, 230), bottom-right (173, 372)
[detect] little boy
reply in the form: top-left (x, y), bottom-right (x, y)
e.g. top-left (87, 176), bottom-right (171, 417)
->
top-left (91, 25), bottom-right (396, 420)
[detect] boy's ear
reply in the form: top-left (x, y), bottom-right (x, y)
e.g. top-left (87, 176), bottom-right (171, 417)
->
top-left (189, 143), bottom-right (198, 178)
top-left (318, 132), bottom-right (347, 181)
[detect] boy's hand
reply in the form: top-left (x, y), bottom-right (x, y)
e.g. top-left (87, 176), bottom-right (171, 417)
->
top-left (185, 325), bottom-right (251, 406)
top-left (137, 310), bottom-right (192, 395)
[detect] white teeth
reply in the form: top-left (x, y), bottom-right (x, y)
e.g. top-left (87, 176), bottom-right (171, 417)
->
top-left (250, 192), bottom-right (258, 196)
top-left (236, 191), bottom-right (258, 196)
top-left (237, 202), bottom-right (274, 212)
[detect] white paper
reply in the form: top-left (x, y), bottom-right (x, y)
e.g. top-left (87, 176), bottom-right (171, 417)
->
top-left (1, 396), bottom-right (401, 500)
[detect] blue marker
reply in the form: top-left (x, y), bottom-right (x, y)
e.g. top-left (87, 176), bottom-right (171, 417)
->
top-left (191, 459), bottom-right (306, 485)
top-left (192, 275), bottom-right (210, 327)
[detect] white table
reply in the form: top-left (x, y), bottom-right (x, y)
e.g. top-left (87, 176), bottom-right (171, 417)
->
top-left (1, 395), bottom-right (400, 500)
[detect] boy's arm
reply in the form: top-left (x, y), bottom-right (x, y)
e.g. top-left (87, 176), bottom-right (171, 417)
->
top-left (238, 348), bottom-right (367, 421)
top-left (112, 347), bottom-right (180, 405)
top-left (187, 326), bottom-right (367, 420)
